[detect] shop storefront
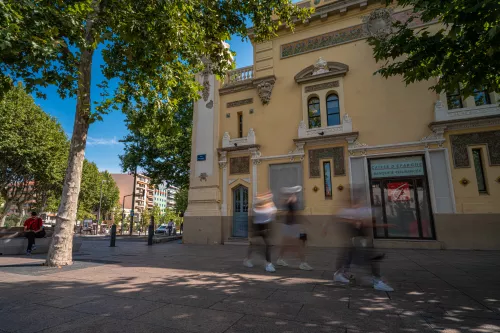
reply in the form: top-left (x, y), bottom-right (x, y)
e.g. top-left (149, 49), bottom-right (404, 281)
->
top-left (368, 155), bottom-right (436, 240)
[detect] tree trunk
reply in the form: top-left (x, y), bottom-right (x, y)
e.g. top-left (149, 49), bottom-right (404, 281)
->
top-left (46, 7), bottom-right (99, 266)
top-left (0, 200), bottom-right (13, 227)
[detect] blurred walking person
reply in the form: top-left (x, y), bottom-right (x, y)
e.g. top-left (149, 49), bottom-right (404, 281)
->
top-left (276, 186), bottom-right (312, 271)
top-left (324, 185), bottom-right (393, 292)
top-left (244, 191), bottom-right (277, 273)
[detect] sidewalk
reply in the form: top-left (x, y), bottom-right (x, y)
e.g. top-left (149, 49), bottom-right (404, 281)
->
top-left (1, 240), bottom-right (499, 332)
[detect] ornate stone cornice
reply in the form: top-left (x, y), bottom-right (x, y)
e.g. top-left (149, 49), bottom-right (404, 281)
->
top-left (219, 81), bottom-right (254, 96)
top-left (227, 98), bottom-right (253, 108)
top-left (294, 131), bottom-right (359, 145)
top-left (429, 114), bottom-right (500, 132)
top-left (295, 61), bottom-right (348, 84)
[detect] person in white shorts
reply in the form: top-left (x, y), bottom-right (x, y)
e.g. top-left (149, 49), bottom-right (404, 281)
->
top-left (244, 191), bottom-right (277, 273)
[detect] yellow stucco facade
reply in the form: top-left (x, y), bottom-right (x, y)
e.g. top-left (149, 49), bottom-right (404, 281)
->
top-left (184, 0), bottom-right (500, 250)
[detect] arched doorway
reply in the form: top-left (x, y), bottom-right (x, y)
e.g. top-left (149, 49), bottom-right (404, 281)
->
top-left (232, 185), bottom-right (249, 238)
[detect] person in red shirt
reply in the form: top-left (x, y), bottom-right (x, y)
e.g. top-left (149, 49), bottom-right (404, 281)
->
top-left (24, 212), bottom-right (45, 254)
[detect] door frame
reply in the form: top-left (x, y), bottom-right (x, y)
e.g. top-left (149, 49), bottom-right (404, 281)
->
top-left (232, 184), bottom-right (249, 238)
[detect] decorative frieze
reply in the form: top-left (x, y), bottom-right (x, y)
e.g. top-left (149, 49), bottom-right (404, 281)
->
top-left (450, 130), bottom-right (500, 168)
top-left (227, 98), bottom-right (253, 108)
top-left (281, 9), bottom-right (435, 59)
top-left (305, 81), bottom-right (339, 93)
top-left (309, 147), bottom-right (345, 177)
top-left (230, 157), bottom-right (250, 175)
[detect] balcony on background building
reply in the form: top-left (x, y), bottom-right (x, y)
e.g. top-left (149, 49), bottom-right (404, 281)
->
top-left (222, 66), bottom-right (254, 87)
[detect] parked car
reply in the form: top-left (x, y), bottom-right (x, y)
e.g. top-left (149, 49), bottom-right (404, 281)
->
top-left (155, 225), bottom-right (168, 235)
top-left (155, 224), bottom-right (176, 235)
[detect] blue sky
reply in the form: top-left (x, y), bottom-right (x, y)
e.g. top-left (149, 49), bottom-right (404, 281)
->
top-left (35, 37), bottom-right (254, 174)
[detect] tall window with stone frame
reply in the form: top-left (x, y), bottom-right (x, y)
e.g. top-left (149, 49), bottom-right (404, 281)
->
top-left (473, 88), bottom-right (491, 106)
top-left (308, 97), bottom-right (321, 129)
top-left (326, 94), bottom-right (340, 126)
top-left (446, 88), bottom-right (463, 109)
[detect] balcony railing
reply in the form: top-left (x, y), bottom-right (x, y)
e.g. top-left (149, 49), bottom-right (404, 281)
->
top-left (298, 114), bottom-right (353, 139)
top-left (222, 128), bottom-right (256, 148)
top-left (223, 66), bottom-right (254, 86)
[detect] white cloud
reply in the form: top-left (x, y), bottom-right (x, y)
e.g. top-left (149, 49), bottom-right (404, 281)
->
top-left (87, 136), bottom-right (120, 146)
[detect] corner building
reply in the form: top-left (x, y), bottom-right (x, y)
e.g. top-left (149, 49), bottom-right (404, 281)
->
top-left (184, 0), bottom-right (500, 250)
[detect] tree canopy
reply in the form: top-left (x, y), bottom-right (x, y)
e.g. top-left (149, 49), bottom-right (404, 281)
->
top-left (77, 161), bottom-right (120, 221)
top-left (0, 85), bottom-right (68, 226)
top-left (0, 0), bottom-right (312, 266)
top-left (174, 187), bottom-right (188, 216)
top-left (369, 0), bottom-right (500, 97)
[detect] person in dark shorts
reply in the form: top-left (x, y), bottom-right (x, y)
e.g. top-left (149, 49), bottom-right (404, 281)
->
top-left (23, 212), bottom-right (45, 255)
top-left (276, 186), bottom-right (312, 271)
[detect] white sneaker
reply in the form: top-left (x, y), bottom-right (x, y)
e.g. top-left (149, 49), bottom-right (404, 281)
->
top-left (32, 245), bottom-right (37, 251)
top-left (299, 262), bottom-right (313, 271)
top-left (243, 259), bottom-right (253, 268)
top-left (265, 263), bottom-right (276, 272)
top-left (373, 279), bottom-right (394, 292)
top-left (276, 258), bottom-right (288, 266)
top-left (333, 272), bottom-right (350, 284)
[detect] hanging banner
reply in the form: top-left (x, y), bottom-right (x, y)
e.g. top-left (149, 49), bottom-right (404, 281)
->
top-left (387, 182), bottom-right (411, 202)
top-left (370, 156), bottom-right (424, 178)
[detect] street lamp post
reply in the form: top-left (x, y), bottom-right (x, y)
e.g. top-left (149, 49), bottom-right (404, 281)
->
top-left (121, 194), bottom-right (133, 235)
top-left (97, 180), bottom-right (107, 233)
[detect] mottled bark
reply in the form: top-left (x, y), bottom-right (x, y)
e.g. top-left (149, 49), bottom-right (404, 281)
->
top-left (46, 2), bottom-right (100, 266)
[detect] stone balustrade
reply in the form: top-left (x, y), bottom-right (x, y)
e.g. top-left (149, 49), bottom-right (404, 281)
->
top-left (224, 66), bottom-right (254, 86)
top-left (434, 100), bottom-right (500, 122)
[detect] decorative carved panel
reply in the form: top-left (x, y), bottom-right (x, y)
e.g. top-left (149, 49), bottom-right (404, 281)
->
top-left (280, 9), bottom-right (434, 59)
top-left (309, 147), bottom-right (345, 177)
top-left (450, 130), bottom-right (500, 168)
top-left (230, 156), bottom-right (250, 175)
top-left (227, 98), bottom-right (253, 108)
top-left (305, 81), bottom-right (339, 93)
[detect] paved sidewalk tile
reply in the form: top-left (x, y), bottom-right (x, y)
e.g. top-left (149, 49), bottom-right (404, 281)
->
top-left (135, 303), bottom-right (243, 333)
top-left (38, 316), bottom-right (188, 333)
top-left (0, 304), bottom-right (80, 333)
top-left (65, 295), bottom-right (165, 320)
top-left (210, 296), bottom-right (304, 320)
top-left (224, 315), bottom-right (340, 333)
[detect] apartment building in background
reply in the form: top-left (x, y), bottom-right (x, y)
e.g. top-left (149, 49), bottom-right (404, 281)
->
top-left (111, 173), bottom-right (153, 222)
top-left (154, 184), bottom-right (179, 211)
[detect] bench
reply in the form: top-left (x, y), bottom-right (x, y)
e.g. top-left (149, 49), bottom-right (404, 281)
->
top-left (0, 227), bottom-right (82, 255)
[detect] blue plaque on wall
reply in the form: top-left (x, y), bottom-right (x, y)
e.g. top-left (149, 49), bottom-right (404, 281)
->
top-left (197, 154), bottom-right (207, 161)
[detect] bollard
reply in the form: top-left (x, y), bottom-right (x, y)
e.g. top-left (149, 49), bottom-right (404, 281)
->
top-left (148, 215), bottom-right (154, 246)
top-left (110, 224), bottom-right (117, 247)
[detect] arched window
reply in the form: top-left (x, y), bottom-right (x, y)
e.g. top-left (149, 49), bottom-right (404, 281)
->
top-left (326, 94), bottom-right (340, 126)
top-left (308, 97), bottom-right (321, 128)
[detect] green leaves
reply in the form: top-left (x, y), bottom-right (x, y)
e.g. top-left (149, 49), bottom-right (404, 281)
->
top-left (369, 0), bottom-right (500, 98)
top-left (0, 85), bottom-right (68, 221)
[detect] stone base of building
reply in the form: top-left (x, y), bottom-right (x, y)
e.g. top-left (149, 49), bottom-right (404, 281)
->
top-left (434, 213), bottom-right (500, 250)
top-left (183, 214), bottom-right (500, 250)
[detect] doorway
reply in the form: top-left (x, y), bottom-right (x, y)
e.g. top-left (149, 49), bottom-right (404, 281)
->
top-left (232, 185), bottom-right (249, 238)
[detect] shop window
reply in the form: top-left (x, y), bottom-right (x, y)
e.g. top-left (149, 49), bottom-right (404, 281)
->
top-left (473, 88), bottom-right (491, 106)
top-left (323, 161), bottom-right (332, 199)
top-left (472, 148), bottom-right (488, 194)
top-left (446, 89), bottom-right (463, 109)
top-left (308, 97), bottom-right (321, 128)
top-left (326, 94), bottom-right (340, 126)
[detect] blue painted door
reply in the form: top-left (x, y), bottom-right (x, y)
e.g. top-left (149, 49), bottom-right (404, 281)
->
top-left (232, 186), bottom-right (249, 237)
